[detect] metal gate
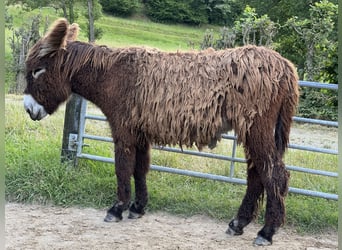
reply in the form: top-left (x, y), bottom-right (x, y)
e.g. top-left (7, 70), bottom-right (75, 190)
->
top-left (70, 81), bottom-right (338, 200)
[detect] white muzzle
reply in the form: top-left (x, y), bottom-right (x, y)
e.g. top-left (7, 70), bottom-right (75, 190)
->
top-left (23, 94), bottom-right (48, 121)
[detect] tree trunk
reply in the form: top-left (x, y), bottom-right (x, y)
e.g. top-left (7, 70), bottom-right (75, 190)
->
top-left (68, 0), bottom-right (75, 23)
top-left (87, 0), bottom-right (95, 42)
top-left (305, 41), bottom-right (315, 81)
top-left (14, 35), bottom-right (29, 93)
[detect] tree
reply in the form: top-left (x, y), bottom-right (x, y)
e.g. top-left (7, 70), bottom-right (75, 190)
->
top-left (84, 0), bottom-right (103, 42)
top-left (285, 0), bottom-right (338, 121)
top-left (200, 5), bottom-right (278, 50)
top-left (144, 0), bottom-right (208, 25)
top-left (100, 0), bottom-right (139, 17)
top-left (286, 0), bottom-right (337, 81)
top-left (204, 0), bottom-right (241, 25)
top-left (233, 5), bottom-right (278, 47)
top-left (6, 0), bottom-right (79, 23)
top-left (7, 14), bottom-right (42, 93)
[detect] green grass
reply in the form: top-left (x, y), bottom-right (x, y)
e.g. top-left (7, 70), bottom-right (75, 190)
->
top-left (5, 95), bottom-right (338, 234)
top-left (6, 5), bottom-right (209, 51)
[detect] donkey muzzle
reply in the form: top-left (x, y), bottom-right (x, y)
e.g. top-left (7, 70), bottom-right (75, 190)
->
top-left (23, 94), bottom-right (48, 121)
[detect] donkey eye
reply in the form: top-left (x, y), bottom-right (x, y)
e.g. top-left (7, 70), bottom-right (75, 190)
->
top-left (32, 68), bottom-right (46, 79)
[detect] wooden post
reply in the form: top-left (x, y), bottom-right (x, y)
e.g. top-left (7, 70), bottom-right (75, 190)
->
top-left (61, 94), bottom-right (83, 165)
top-left (61, 0), bottom-right (95, 165)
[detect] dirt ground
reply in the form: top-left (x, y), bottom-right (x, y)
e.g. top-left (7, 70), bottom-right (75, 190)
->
top-left (5, 125), bottom-right (338, 249)
top-left (5, 203), bottom-right (338, 250)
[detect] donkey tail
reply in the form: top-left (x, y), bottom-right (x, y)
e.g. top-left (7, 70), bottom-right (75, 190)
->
top-left (275, 69), bottom-right (299, 158)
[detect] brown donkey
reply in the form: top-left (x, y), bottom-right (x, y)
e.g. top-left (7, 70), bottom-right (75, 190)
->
top-left (23, 19), bottom-right (299, 246)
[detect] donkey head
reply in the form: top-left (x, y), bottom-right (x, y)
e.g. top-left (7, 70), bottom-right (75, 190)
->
top-left (24, 18), bottom-right (78, 120)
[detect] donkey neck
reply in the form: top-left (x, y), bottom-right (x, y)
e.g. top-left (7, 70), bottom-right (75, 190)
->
top-left (66, 43), bottom-right (139, 118)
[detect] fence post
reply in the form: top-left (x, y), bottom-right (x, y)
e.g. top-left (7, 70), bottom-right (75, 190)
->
top-left (61, 94), bottom-right (83, 165)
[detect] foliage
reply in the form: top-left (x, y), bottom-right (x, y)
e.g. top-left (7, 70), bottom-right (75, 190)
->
top-left (204, 0), bottom-right (241, 25)
top-left (6, 12), bottom-right (43, 93)
top-left (144, 0), bottom-right (208, 25)
top-left (83, 0), bottom-right (104, 41)
top-left (233, 5), bottom-right (278, 47)
top-left (298, 88), bottom-right (338, 121)
top-left (99, 0), bottom-right (139, 17)
top-left (6, 0), bottom-right (80, 22)
top-left (284, 0), bottom-right (338, 121)
top-left (286, 0), bottom-right (337, 82)
top-left (200, 5), bottom-right (278, 50)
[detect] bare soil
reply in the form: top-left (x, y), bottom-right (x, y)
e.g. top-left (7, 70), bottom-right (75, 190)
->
top-left (5, 203), bottom-right (338, 250)
top-left (5, 125), bottom-right (338, 249)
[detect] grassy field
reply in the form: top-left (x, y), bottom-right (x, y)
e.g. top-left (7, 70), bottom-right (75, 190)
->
top-left (5, 5), bottom-right (338, 234)
top-left (6, 5), bottom-right (208, 51)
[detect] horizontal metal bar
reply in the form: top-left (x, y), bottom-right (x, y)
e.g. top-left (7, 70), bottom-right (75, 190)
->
top-left (85, 114), bottom-right (107, 121)
top-left (153, 146), bottom-right (246, 163)
top-left (293, 117), bottom-right (338, 127)
top-left (288, 143), bottom-right (338, 155)
top-left (221, 134), bottom-right (237, 140)
top-left (78, 153), bottom-right (114, 163)
top-left (76, 153), bottom-right (337, 200)
top-left (286, 165), bottom-right (338, 177)
top-left (289, 187), bottom-right (338, 200)
top-left (83, 134), bottom-right (113, 143)
top-left (150, 165), bottom-right (247, 185)
top-left (299, 81), bottom-right (338, 90)
top-left (81, 132), bottom-right (339, 156)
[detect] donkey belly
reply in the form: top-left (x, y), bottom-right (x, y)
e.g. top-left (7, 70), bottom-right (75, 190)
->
top-left (144, 113), bottom-right (233, 150)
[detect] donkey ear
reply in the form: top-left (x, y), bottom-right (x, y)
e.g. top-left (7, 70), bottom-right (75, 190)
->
top-left (39, 18), bottom-right (69, 57)
top-left (66, 23), bottom-right (80, 42)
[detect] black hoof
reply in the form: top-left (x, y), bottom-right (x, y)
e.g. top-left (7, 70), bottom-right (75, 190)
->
top-left (104, 212), bottom-right (122, 222)
top-left (226, 219), bottom-right (244, 236)
top-left (128, 211), bottom-right (144, 219)
top-left (104, 202), bottom-right (127, 222)
top-left (128, 202), bottom-right (145, 219)
top-left (253, 235), bottom-right (272, 246)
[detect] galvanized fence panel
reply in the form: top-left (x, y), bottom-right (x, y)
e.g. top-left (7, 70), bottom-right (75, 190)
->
top-left (74, 81), bottom-right (338, 200)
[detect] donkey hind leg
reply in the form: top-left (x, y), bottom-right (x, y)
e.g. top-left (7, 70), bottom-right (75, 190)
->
top-left (129, 143), bottom-right (151, 219)
top-left (227, 161), bottom-right (264, 236)
top-left (254, 162), bottom-right (289, 246)
top-left (105, 143), bottom-right (136, 222)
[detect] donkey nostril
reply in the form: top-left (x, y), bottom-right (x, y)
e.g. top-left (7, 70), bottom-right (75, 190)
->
top-left (25, 108), bottom-right (31, 115)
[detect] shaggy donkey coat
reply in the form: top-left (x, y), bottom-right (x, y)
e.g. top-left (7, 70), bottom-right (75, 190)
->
top-left (24, 19), bottom-right (299, 246)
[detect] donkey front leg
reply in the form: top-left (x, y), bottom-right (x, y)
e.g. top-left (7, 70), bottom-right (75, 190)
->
top-left (105, 141), bottom-right (136, 222)
top-left (129, 143), bottom-right (151, 219)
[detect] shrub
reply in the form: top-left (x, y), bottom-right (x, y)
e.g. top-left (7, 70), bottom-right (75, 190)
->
top-left (298, 87), bottom-right (338, 121)
top-left (145, 0), bottom-right (208, 25)
top-left (100, 0), bottom-right (139, 17)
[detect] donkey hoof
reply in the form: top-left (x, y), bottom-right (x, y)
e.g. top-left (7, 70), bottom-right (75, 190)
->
top-left (226, 226), bottom-right (243, 236)
top-left (128, 211), bottom-right (144, 219)
top-left (253, 235), bottom-right (272, 246)
top-left (226, 227), bottom-right (238, 236)
top-left (128, 202), bottom-right (145, 219)
top-left (104, 212), bottom-right (122, 222)
top-left (226, 219), bottom-right (244, 236)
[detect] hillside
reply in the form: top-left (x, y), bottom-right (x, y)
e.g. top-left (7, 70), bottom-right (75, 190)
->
top-left (6, 5), bottom-right (210, 51)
